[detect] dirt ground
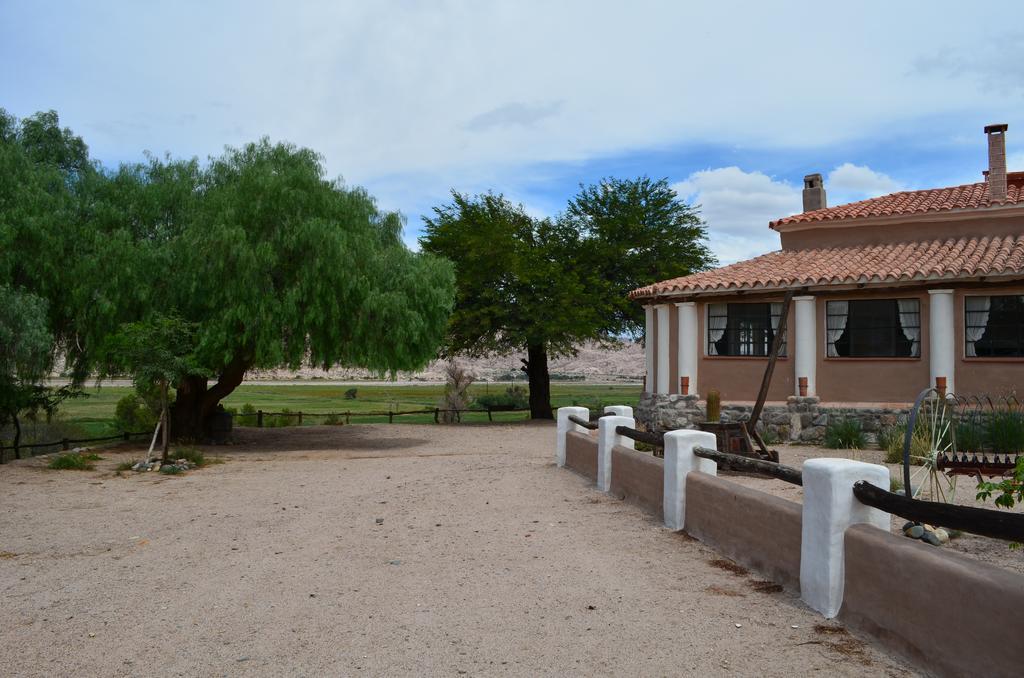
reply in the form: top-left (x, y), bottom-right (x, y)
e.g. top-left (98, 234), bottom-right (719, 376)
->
top-left (0, 423), bottom-right (917, 677)
top-left (726, 444), bottom-right (1024, 576)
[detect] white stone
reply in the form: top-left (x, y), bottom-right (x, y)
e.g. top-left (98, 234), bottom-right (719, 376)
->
top-left (555, 406), bottom-right (590, 468)
top-left (603, 405), bottom-right (633, 418)
top-left (800, 458), bottom-right (890, 619)
top-left (656, 304), bottom-right (671, 395)
top-left (662, 430), bottom-right (718, 531)
top-left (597, 415), bottom-right (635, 492)
top-left (928, 289), bottom-right (955, 394)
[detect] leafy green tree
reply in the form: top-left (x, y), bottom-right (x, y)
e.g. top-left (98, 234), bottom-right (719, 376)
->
top-left (0, 286), bottom-right (70, 457)
top-left (2, 110), bottom-right (456, 438)
top-left (421, 179), bottom-right (714, 419)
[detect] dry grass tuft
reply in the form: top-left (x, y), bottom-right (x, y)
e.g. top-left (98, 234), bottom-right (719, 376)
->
top-left (708, 558), bottom-right (749, 576)
top-left (705, 585), bottom-right (745, 597)
top-left (748, 579), bottom-right (783, 594)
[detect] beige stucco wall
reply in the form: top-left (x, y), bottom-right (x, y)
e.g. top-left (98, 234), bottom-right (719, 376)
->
top-left (779, 213), bottom-right (1024, 251)
top-left (608, 445), bottom-right (664, 518)
top-left (695, 298), bottom-right (795, 401)
top-left (841, 524), bottom-right (1024, 678)
top-left (954, 284), bottom-right (1024, 397)
top-left (564, 431), bottom-right (598, 481)
top-left (814, 288), bottom-right (930, 403)
top-left (684, 472), bottom-right (802, 591)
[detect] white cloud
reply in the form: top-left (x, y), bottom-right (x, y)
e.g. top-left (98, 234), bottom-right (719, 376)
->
top-left (827, 163), bottom-right (903, 201)
top-left (673, 167), bottom-right (800, 265)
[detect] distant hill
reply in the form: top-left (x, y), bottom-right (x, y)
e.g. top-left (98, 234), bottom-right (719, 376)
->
top-left (247, 341), bottom-right (644, 383)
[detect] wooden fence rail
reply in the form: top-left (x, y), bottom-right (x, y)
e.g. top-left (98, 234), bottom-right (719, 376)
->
top-left (693, 446), bottom-right (804, 485)
top-left (0, 430), bottom-right (153, 463)
top-left (231, 407), bottom-right (532, 427)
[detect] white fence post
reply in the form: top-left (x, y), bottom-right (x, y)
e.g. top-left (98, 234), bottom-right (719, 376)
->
top-left (662, 430), bottom-right (718, 531)
top-left (597, 415), bottom-right (634, 492)
top-left (603, 405), bottom-right (633, 418)
top-left (800, 458), bottom-right (890, 618)
top-left (555, 406), bottom-right (591, 468)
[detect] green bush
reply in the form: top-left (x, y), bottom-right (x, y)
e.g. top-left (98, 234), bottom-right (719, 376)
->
top-left (324, 413), bottom-right (342, 425)
top-left (174, 447), bottom-right (205, 466)
top-left (240, 403), bottom-right (256, 415)
top-left (344, 388), bottom-right (357, 400)
top-left (824, 418), bottom-right (866, 449)
top-left (881, 420), bottom-right (930, 465)
top-left (48, 452), bottom-right (99, 470)
top-left (955, 420), bottom-right (986, 453)
top-left (986, 410), bottom-right (1024, 454)
top-left (114, 394), bottom-right (157, 433)
top-left (159, 464), bottom-right (184, 475)
top-left (475, 386), bottom-right (529, 410)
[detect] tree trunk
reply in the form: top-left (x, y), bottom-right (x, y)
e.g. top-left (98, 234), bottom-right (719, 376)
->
top-left (171, 356), bottom-right (250, 440)
top-left (160, 380), bottom-right (170, 462)
top-left (521, 343), bottom-right (553, 420)
top-left (12, 413), bottom-right (21, 460)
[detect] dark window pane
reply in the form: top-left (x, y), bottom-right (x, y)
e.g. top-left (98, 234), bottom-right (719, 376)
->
top-left (827, 299), bottom-right (919, 358)
top-left (708, 303), bottom-right (786, 357)
top-left (972, 295), bottom-right (1024, 357)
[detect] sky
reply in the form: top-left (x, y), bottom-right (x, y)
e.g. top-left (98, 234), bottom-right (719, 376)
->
top-left (3, 1), bottom-right (1024, 264)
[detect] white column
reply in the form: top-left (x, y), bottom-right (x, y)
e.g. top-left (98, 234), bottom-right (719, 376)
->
top-left (556, 406), bottom-right (591, 468)
top-left (676, 302), bottom-right (698, 396)
top-left (794, 296), bottom-right (817, 397)
top-left (644, 306), bottom-right (655, 393)
top-left (597, 415), bottom-right (635, 492)
top-left (800, 458), bottom-right (890, 618)
top-left (928, 290), bottom-right (955, 394)
top-left (656, 304), bottom-right (670, 395)
top-left (662, 430), bottom-right (718, 531)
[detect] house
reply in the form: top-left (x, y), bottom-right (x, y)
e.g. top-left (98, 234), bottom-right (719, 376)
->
top-left (629, 124), bottom-right (1024, 438)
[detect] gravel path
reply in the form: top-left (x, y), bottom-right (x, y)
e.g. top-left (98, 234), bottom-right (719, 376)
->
top-left (0, 423), bottom-right (915, 677)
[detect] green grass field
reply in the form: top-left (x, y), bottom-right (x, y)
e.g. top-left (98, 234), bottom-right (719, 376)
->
top-left (54, 382), bottom-right (642, 432)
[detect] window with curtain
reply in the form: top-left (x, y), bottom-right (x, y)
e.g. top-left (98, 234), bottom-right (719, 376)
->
top-left (826, 299), bottom-right (920, 358)
top-left (707, 303), bottom-right (786, 356)
top-left (966, 295), bottom-right (1024, 357)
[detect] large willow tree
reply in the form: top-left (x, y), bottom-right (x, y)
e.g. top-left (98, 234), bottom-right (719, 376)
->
top-left (1, 110), bottom-right (455, 438)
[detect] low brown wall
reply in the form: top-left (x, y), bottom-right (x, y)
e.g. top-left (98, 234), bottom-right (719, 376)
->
top-left (683, 473), bottom-right (802, 591)
top-left (564, 431), bottom-right (598, 480)
top-left (841, 524), bottom-right (1024, 678)
top-left (608, 445), bottom-right (664, 518)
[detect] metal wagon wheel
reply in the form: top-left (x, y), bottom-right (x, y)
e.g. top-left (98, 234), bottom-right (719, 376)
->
top-left (902, 388), bottom-right (959, 503)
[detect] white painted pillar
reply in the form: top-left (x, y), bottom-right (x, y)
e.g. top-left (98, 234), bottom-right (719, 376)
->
top-left (603, 405), bottom-right (633, 418)
top-left (555, 406), bottom-right (591, 468)
top-left (656, 304), bottom-right (670, 395)
top-left (800, 458), bottom-right (890, 618)
top-left (928, 290), bottom-right (955, 394)
top-left (662, 430), bottom-right (718, 531)
top-left (644, 306), bottom-right (655, 393)
top-left (676, 301), bottom-right (698, 396)
top-left (597, 415), bottom-right (635, 492)
top-left (793, 296), bottom-right (817, 397)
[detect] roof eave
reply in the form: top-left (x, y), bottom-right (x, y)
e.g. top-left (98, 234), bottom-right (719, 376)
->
top-left (769, 202), bottom-right (1024, 233)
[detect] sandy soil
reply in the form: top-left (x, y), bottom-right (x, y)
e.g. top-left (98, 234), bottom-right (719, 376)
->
top-left (725, 444), bottom-right (1024, 576)
top-left (0, 424), bottom-right (915, 677)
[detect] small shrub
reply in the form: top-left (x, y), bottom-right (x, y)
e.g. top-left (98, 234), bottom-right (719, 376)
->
top-left (877, 422), bottom-right (903, 454)
top-left (240, 403), bottom-right (256, 415)
top-left (824, 418), bottom-right (866, 450)
top-left (324, 413), bottom-right (342, 425)
top-left (115, 460), bottom-right (137, 472)
top-left (344, 388), bottom-right (357, 400)
top-left (114, 394), bottom-right (157, 433)
top-left (760, 428), bottom-right (781, 445)
top-left (438, 361), bottom-right (474, 424)
top-left (475, 385), bottom-right (529, 411)
top-left (890, 476), bottom-right (904, 493)
top-left (159, 464), bottom-right (184, 475)
top-left (955, 420), bottom-right (986, 453)
top-left (48, 453), bottom-right (97, 470)
top-left (882, 421), bottom-right (929, 465)
top-left (986, 410), bottom-right (1024, 454)
top-left (174, 447), bottom-right (205, 467)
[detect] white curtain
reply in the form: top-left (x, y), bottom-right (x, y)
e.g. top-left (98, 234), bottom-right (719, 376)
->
top-left (965, 296), bottom-right (992, 357)
top-left (896, 299), bottom-right (921, 357)
top-left (826, 301), bottom-right (849, 357)
top-left (707, 303), bottom-right (728, 356)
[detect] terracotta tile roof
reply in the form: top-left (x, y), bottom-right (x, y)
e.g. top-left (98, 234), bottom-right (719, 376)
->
top-left (630, 235), bottom-right (1024, 299)
top-left (770, 173), bottom-right (1024, 229)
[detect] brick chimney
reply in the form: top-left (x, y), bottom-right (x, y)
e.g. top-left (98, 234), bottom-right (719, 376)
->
top-left (985, 123), bottom-right (1008, 202)
top-left (802, 173), bottom-right (826, 212)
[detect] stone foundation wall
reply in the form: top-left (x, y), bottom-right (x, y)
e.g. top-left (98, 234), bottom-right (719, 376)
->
top-left (636, 393), bottom-right (908, 445)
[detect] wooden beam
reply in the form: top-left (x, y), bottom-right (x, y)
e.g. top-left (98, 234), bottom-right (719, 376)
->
top-left (749, 289), bottom-right (796, 430)
top-left (853, 481), bottom-right (1024, 543)
top-left (693, 446), bottom-right (803, 485)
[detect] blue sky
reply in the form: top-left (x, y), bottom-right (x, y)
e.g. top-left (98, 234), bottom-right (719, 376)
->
top-left (3, 1), bottom-right (1023, 263)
